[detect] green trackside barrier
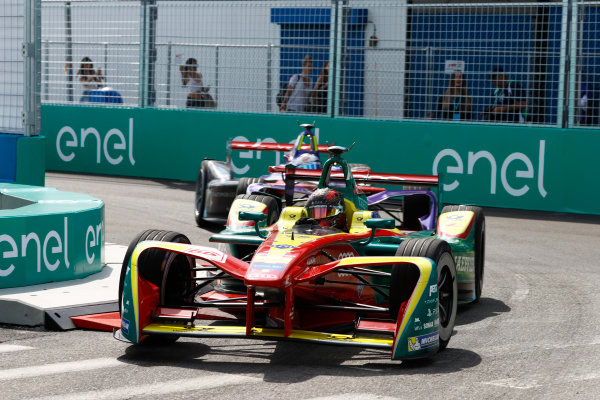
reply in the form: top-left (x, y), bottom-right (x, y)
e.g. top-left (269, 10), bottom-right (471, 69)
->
top-left (42, 105), bottom-right (600, 215)
top-left (0, 134), bottom-right (45, 186)
top-left (0, 184), bottom-right (104, 289)
top-left (17, 136), bottom-right (46, 186)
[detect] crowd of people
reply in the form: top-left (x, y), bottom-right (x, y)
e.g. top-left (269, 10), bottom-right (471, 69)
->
top-left (65, 55), bottom-right (596, 125)
top-left (278, 55), bottom-right (329, 114)
top-left (428, 66), bottom-right (529, 123)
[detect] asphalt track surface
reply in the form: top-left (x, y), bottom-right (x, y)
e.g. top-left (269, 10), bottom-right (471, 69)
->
top-left (1, 172), bottom-right (600, 399)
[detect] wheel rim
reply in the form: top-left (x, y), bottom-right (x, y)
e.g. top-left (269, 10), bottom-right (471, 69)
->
top-left (438, 265), bottom-right (454, 328)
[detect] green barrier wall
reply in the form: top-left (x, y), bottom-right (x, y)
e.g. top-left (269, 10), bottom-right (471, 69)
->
top-left (42, 105), bottom-right (600, 215)
top-left (17, 136), bottom-right (46, 186)
top-left (0, 184), bottom-right (104, 288)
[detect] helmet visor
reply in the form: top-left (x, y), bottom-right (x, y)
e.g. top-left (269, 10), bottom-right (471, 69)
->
top-left (308, 205), bottom-right (342, 220)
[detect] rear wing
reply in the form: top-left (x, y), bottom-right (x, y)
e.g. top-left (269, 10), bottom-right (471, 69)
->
top-left (226, 140), bottom-right (330, 164)
top-left (231, 141), bottom-right (329, 153)
top-left (268, 165), bottom-right (439, 187)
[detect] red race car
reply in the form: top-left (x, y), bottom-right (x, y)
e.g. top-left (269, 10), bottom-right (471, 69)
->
top-left (117, 145), bottom-right (485, 361)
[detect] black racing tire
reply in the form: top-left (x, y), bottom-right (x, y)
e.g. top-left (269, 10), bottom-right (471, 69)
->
top-left (236, 177), bottom-right (265, 196)
top-left (194, 165), bottom-right (207, 226)
top-left (441, 205), bottom-right (485, 302)
top-left (401, 194), bottom-right (431, 231)
top-left (118, 230), bottom-right (193, 345)
top-left (392, 238), bottom-right (458, 351)
top-left (233, 193), bottom-right (281, 227)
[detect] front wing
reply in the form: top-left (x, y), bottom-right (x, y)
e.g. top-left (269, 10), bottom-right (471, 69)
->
top-left (118, 241), bottom-right (442, 360)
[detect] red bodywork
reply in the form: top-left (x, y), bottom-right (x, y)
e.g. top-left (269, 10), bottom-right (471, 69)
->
top-left (135, 225), bottom-right (413, 340)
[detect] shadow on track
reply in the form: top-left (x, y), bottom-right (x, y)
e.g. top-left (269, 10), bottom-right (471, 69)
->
top-left (456, 297), bottom-right (510, 326)
top-left (118, 337), bottom-right (481, 383)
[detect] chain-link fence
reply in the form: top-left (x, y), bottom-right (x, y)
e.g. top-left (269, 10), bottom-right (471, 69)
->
top-left (36, 0), bottom-right (600, 128)
top-left (1, 0), bottom-right (39, 135)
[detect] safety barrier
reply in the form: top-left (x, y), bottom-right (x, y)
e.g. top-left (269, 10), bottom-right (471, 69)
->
top-left (43, 104), bottom-right (600, 216)
top-left (0, 183), bottom-right (104, 289)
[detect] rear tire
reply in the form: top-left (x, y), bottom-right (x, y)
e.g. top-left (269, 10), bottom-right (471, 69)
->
top-left (194, 166), bottom-right (207, 226)
top-left (233, 193), bottom-right (281, 227)
top-left (441, 205), bottom-right (485, 302)
top-left (236, 177), bottom-right (265, 196)
top-left (392, 238), bottom-right (458, 351)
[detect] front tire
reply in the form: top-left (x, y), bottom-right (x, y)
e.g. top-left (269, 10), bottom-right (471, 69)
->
top-left (119, 230), bottom-right (194, 345)
top-left (393, 238), bottom-right (458, 351)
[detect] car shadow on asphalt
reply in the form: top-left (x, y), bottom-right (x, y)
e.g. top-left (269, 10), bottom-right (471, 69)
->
top-left (118, 337), bottom-right (481, 382)
top-left (456, 297), bottom-right (510, 327)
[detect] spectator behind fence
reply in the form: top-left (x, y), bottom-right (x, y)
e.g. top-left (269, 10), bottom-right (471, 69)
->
top-left (76, 57), bottom-right (104, 102)
top-left (482, 66), bottom-right (528, 123)
top-left (428, 72), bottom-right (472, 121)
top-left (578, 81), bottom-right (597, 126)
top-left (280, 55), bottom-right (313, 113)
top-left (180, 58), bottom-right (210, 108)
top-left (308, 61), bottom-right (329, 114)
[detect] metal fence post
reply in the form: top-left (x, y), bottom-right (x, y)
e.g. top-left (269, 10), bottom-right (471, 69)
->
top-left (567, 0), bottom-right (579, 128)
top-left (43, 40), bottom-right (49, 101)
top-left (139, 0), bottom-right (157, 107)
top-left (23, 0), bottom-right (41, 136)
top-left (267, 43), bottom-right (272, 112)
top-left (567, 1), bottom-right (581, 128)
top-left (166, 41), bottom-right (172, 106)
top-left (331, 0), bottom-right (344, 118)
top-left (557, 0), bottom-right (570, 127)
top-left (215, 45), bottom-right (219, 106)
top-left (65, 1), bottom-right (73, 103)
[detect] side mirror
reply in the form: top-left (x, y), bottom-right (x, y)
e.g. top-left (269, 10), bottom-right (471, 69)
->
top-left (239, 211), bottom-right (268, 238)
top-left (364, 218), bottom-right (395, 230)
top-left (360, 218), bottom-right (395, 245)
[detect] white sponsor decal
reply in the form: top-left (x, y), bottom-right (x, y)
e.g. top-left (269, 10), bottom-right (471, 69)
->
top-left (247, 272), bottom-right (278, 280)
top-left (429, 284), bottom-right (438, 296)
top-left (432, 140), bottom-right (547, 197)
top-left (56, 118), bottom-right (136, 166)
top-left (188, 247), bottom-right (227, 263)
top-left (455, 255), bottom-right (475, 273)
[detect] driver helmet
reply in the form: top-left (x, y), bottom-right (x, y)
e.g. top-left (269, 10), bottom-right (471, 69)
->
top-left (305, 188), bottom-right (346, 229)
top-left (290, 153), bottom-right (321, 170)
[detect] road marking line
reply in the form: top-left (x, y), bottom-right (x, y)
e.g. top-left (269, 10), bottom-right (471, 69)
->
top-left (483, 377), bottom-right (540, 389)
top-left (308, 395), bottom-right (398, 400)
top-left (510, 274), bottom-right (529, 302)
top-left (0, 358), bottom-right (122, 381)
top-left (0, 344), bottom-right (35, 353)
top-left (32, 374), bottom-right (260, 400)
top-left (483, 371), bottom-right (600, 389)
